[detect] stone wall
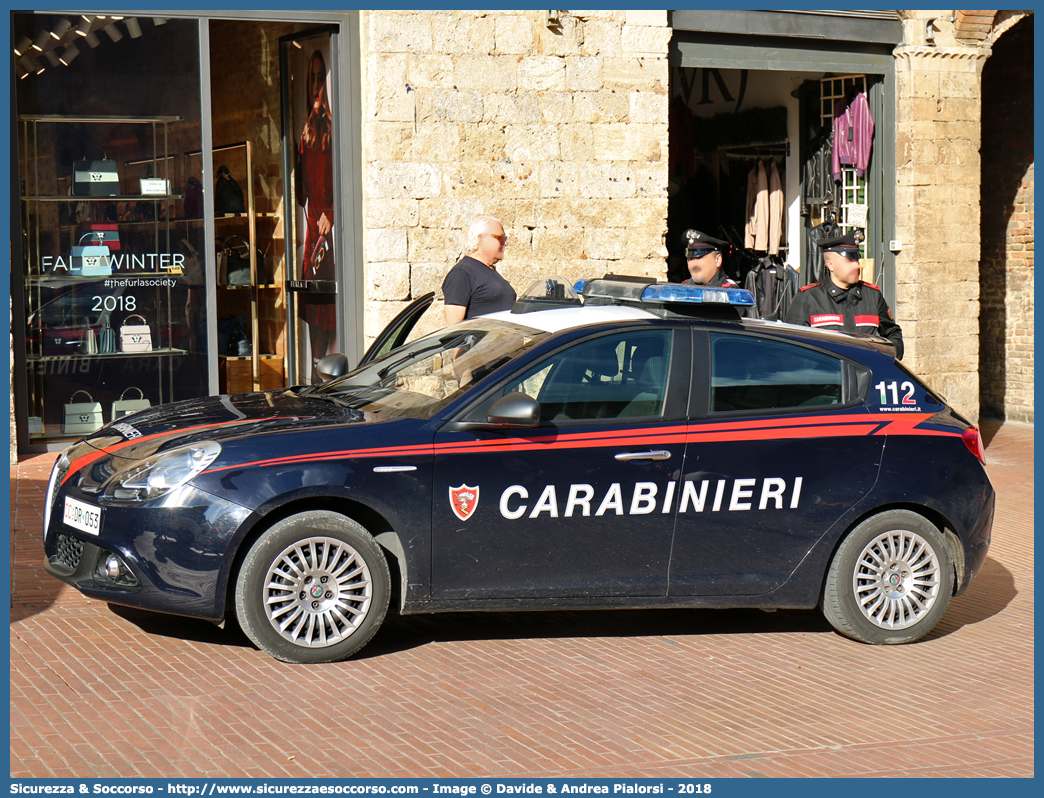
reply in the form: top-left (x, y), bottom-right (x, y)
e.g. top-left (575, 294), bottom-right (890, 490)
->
top-left (979, 15), bottom-right (1033, 422)
top-left (360, 10), bottom-right (671, 343)
top-left (893, 13), bottom-right (990, 423)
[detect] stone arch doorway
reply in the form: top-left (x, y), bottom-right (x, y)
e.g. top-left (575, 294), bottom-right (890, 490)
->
top-left (979, 14), bottom-right (1033, 422)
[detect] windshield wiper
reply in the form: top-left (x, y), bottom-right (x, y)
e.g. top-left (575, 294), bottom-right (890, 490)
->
top-left (304, 392), bottom-right (368, 420)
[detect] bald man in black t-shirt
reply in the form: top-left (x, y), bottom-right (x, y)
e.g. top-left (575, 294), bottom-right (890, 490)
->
top-left (442, 216), bottom-right (516, 324)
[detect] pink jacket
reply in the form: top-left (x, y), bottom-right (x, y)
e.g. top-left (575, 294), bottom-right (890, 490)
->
top-left (832, 91), bottom-right (874, 180)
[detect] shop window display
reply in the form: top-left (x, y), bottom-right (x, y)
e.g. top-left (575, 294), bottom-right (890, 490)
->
top-left (14, 14), bottom-right (208, 446)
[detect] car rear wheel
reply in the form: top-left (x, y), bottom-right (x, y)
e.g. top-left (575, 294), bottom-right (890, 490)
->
top-left (234, 511), bottom-right (390, 663)
top-left (822, 510), bottom-right (953, 645)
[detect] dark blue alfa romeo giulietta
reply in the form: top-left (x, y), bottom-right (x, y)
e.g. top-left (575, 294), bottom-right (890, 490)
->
top-left (43, 277), bottom-right (994, 663)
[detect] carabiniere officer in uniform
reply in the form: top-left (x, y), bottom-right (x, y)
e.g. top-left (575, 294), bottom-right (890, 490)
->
top-left (680, 229), bottom-right (739, 288)
top-left (784, 228), bottom-right (904, 359)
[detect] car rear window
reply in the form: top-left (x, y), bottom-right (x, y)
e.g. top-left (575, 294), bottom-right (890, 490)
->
top-left (710, 332), bottom-right (843, 413)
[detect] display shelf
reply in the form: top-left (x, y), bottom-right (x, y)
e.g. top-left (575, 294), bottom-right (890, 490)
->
top-left (23, 194), bottom-right (184, 202)
top-left (213, 140), bottom-right (286, 392)
top-left (27, 348), bottom-right (188, 363)
top-left (20, 114), bottom-right (183, 123)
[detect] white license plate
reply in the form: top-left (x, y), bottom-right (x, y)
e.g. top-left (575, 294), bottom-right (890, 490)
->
top-left (63, 496), bottom-right (102, 536)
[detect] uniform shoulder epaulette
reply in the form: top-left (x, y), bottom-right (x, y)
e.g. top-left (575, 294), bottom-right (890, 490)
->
top-left (799, 283), bottom-right (820, 292)
top-left (862, 281), bottom-right (881, 291)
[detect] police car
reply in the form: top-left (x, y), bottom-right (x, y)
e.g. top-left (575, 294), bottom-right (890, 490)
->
top-left (43, 276), bottom-right (994, 663)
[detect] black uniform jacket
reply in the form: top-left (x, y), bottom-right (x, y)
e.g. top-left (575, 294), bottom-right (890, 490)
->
top-left (784, 279), bottom-right (904, 359)
top-left (682, 269), bottom-right (739, 289)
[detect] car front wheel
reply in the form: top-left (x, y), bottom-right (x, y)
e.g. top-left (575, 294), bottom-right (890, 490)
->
top-left (235, 511), bottom-right (390, 663)
top-left (822, 510), bottom-right (954, 645)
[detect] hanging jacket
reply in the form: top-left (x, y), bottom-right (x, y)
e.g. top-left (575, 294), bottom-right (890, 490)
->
top-left (802, 129), bottom-right (834, 210)
top-left (744, 162), bottom-right (770, 251)
top-left (832, 91), bottom-right (874, 180)
top-left (743, 255), bottom-right (799, 321)
top-left (743, 165), bottom-right (757, 249)
top-left (768, 160), bottom-right (784, 256)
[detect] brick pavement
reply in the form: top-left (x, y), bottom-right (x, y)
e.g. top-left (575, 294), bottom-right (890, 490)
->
top-left (9, 421), bottom-right (1033, 778)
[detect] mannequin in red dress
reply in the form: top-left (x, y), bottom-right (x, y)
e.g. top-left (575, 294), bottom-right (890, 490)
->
top-left (297, 49), bottom-right (336, 375)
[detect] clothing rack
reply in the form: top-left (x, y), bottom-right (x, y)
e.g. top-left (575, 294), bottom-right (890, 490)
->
top-left (720, 141), bottom-right (790, 159)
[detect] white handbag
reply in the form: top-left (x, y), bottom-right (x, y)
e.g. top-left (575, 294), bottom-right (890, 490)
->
top-left (71, 233), bottom-right (112, 277)
top-left (63, 390), bottom-right (104, 436)
top-left (119, 314), bottom-right (153, 353)
top-left (111, 386), bottom-right (151, 420)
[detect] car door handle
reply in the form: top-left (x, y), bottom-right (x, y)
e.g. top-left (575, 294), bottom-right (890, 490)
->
top-left (614, 450), bottom-right (671, 462)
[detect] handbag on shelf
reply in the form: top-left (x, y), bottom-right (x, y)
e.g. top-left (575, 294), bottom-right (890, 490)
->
top-left (73, 146), bottom-right (120, 197)
top-left (80, 221), bottom-right (120, 251)
top-left (111, 387), bottom-right (151, 421)
top-left (99, 320), bottom-right (117, 354)
top-left (217, 314), bottom-right (251, 356)
top-left (41, 317), bottom-right (90, 357)
top-left (219, 235), bottom-right (253, 286)
top-left (119, 314), bottom-right (153, 353)
top-left (71, 233), bottom-right (112, 277)
top-left (215, 165), bottom-right (246, 214)
top-left (62, 391), bottom-right (104, 436)
top-left (82, 324), bottom-right (99, 356)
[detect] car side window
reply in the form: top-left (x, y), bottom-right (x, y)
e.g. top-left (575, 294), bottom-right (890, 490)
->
top-left (481, 330), bottom-right (673, 423)
top-left (710, 332), bottom-right (843, 413)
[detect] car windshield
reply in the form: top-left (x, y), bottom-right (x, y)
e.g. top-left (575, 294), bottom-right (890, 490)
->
top-left (306, 319), bottom-right (549, 420)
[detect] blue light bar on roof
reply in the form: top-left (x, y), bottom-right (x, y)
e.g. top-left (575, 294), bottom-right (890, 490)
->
top-left (574, 278), bottom-right (755, 307)
top-left (641, 283), bottom-right (755, 307)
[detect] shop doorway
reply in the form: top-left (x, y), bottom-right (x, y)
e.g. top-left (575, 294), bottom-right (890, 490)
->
top-left (208, 20), bottom-right (347, 391)
top-left (667, 17), bottom-right (898, 314)
top-left (667, 66), bottom-right (887, 299)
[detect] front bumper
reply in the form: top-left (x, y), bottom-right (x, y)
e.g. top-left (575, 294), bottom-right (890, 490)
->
top-left (44, 482), bottom-right (252, 621)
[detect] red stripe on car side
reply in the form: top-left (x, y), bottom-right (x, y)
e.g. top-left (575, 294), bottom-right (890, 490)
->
top-left (688, 424), bottom-right (882, 443)
top-left (207, 412), bottom-right (957, 473)
top-left (209, 415), bottom-right (868, 471)
top-left (872, 414), bottom-right (954, 437)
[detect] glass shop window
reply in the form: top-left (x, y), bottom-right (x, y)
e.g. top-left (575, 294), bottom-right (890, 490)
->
top-left (14, 14), bottom-right (207, 446)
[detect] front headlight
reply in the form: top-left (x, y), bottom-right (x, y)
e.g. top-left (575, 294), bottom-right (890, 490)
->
top-left (105, 441), bottom-right (221, 501)
top-left (44, 450), bottom-right (72, 540)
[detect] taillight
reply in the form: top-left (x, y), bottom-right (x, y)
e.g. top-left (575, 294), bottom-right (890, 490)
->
top-left (962, 426), bottom-right (986, 466)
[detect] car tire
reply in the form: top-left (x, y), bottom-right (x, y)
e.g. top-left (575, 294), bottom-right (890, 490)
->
top-left (234, 511), bottom-right (390, 664)
top-left (822, 510), bottom-right (954, 645)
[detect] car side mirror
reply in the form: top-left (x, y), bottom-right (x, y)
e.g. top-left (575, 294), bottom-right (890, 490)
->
top-left (316, 353), bottom-right (350, 382)
top-left (487, 392), bottom-right (540, 428)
